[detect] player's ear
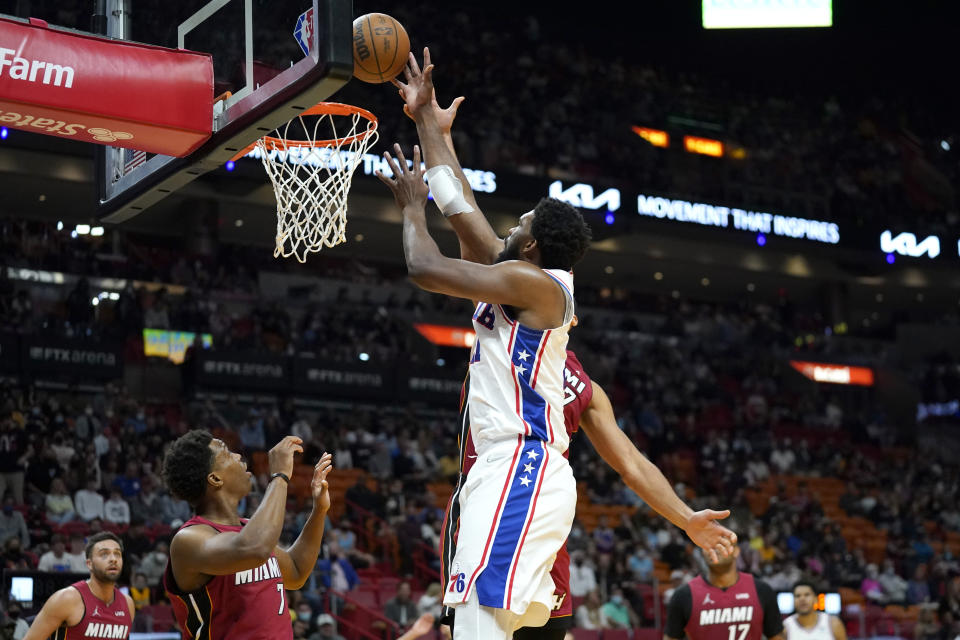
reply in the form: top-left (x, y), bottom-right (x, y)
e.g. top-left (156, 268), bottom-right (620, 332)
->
top-left (521, 237), bottom-right (538, 258)
top-left (207, 471), bottom-right (223, 489)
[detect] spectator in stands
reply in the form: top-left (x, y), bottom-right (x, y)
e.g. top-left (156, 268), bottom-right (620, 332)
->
top-left (575, 590), bottom-right (609, 630)
top-left (664, 569), bottom-right (687, 603)
top-left (570, 551), bottom-right (598, 597)
top-left (0, 418), bottom-right (26, 504)
top-left (104, 488), bottom-right (131, 526)
top-left (121, 520), bottom-right (154, 564)
top-left (879, 559), bottom-right (909, 604)
top-left (770, 440), bottom-right (796, 474)
top-left (64, 535), bottom-right (88, 573)
top-left (311, 613), bottom-right (346, 640)
top-left (862, 563), bottom-right (885, 603)
top-left (593, 515), bottom-right (616, 554)
top-left (49, 434), bottom-right (75, 471)
top-left (295, 602), bottom-right (315, 637)
top-left (383, 581), bottom-right (418, 629)
top-left (293, 618), bottom-right (309, 640)
top-left (112, 461), bottom-right (142, 498)
top-left (137, 540), bottom-right (169, 589)
top-left (37, 534), bottom-right (74, 572)
top-left (602, 586), bottom-right (640, 629)
top-left (130, 475), bottom-right (163, 525)
top-left (130, 572), bottom-right (151, 610)
top-left (238, 408), bottom-right (266, 452)
top-left (158, 489), bottom-right (191, 527)
top-left (74, 478), bottom-right (105, 522)
top-left (628, 543), bottom-right (654, 581)
top-left (24, 443), bottom-right (58, 507)
top-left (939, 572), bottom-right (960, 640)
top-left (913, 606), bottom-right (940, 640)
top-left (3, 601), bottom-right (29, 640)
top-left (907, 564), bottom-right (932, 604)
top-left (45, 478), bottom-right (76, 525)
top-left (1, 536), bottom-right (31, 570)
top-left (416, 582), bottom-right (442, 620)
top-left (0, 495), bottom-right (28, 548)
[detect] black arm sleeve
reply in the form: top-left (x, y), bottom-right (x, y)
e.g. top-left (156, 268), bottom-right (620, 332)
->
top-left (665, 585), bottom-right (692, 640)
top-left (755, 579), bottom-right (784, 638)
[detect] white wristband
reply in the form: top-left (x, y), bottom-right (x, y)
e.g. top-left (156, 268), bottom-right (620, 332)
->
top-left (426, 165), bottom-right (474, 217)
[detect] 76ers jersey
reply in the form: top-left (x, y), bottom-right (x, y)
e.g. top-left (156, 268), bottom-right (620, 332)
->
top-left (164, 516), bottom-right (293, 640)
top-left (468, 268), bottom-right (575, 454)
top-left (54, 581), bottom-right (131, 640)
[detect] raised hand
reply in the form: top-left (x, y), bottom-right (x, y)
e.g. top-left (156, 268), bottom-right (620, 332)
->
top-left (684, 509), bottom-right (739, 564)
top-left (403, 91), bottom-right (465, 135)
top-left (392, 47), bottom-right (436, 117)
top-left (267, 435), bottom-right (304, 480)
top-left (311, 452), bottom-right (333, 512)
top-left (375, 144), bottom-right (429, 211)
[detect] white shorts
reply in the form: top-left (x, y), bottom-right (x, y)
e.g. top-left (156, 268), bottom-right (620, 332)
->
top-left (442, 435), bottom-right (576, 627)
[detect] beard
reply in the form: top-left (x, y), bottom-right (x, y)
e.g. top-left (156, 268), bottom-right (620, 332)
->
top-left (90, 565), bottom-right (120, 584)
top-left (495, 240), bottom-right (521, 264)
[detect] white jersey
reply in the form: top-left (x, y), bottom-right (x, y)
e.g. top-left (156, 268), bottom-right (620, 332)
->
top-left (466, 268), bottom-right (574, 454)
top-left (784, 613), bottom-right (835, 640)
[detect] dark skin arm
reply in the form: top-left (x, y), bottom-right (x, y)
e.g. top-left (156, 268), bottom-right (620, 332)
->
top-left (273, 452), bottom-right (333, 589)
top-left (170, 436), bottom-right (303, 592)
top-left (376, 144), bottom-right (566, 330)
top-left (580, 382), bottom-right (737, 563)
top-left (394, 48), bottom-right (503, 265)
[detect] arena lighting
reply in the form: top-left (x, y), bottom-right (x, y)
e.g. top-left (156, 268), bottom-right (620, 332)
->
top-left (414, 323), bottom-right (476, 348)
top-left (702, 0), bottom-right (833, 29)
top-left (358, 352), bottom-right (370, 361)
top-left (604, 212), bottom-right (615, 225)
top-left (886, 253), bottom-right (896, 264)
top-left (0, 127), bottom-right (7, 139)
top-left (90, 226), bottom-right (104, 236)
top-left (225, 160), bottom-right (236, 171)
top-left (631, 126), bottom-right (670, 148)
top-left (75, 224), bottom-right (91, 235)
top-left (756, 233), bottom-right (766, 246)
top-left (789, 361), bottom-right (875, 387)
top-left (684, 135), bottom-right (724, 157)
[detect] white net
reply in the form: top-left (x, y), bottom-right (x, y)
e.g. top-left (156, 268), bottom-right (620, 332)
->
top-left (253, 105), bottom-right (379, 263)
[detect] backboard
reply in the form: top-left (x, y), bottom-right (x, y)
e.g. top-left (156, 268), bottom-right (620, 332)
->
top-left (97, 0), bottom-right (354, 223)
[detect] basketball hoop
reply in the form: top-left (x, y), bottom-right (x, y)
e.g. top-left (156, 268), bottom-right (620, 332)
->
top-left (233, 102), bottom-right (379, 263)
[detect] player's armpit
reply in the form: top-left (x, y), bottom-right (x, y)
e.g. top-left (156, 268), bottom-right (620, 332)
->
top-left (22, 587), bottom-right (82, 640)
top-left (171, 525), bottom-right (274, 580)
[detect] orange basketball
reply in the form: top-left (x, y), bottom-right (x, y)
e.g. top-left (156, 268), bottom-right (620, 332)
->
top-left (352, 13), bottom-right (410, 84)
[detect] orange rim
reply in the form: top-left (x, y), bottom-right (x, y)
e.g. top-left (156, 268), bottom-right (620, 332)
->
top-left (230, 102), bottom-right (378, 161)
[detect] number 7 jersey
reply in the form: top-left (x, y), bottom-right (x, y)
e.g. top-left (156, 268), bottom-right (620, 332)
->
top-left (467, 268), bottom-right (575, 454)
top-left (164, 516), bottom-right (292, 640)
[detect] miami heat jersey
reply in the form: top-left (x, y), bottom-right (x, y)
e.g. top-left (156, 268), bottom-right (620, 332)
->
top-left (164, 516), bottom-right (293, 640)
top-left (665, 573), bottom-right (783, 640)
top-left (467, 268), bottom-right (574, 453)
top-left (441, 350), bottom-right (593, 627)
top-left (54, 580), bottom-right (131, 640)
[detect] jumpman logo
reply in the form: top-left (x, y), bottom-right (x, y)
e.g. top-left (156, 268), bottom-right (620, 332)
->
top-left (703, 593), bottom-right (715, 605)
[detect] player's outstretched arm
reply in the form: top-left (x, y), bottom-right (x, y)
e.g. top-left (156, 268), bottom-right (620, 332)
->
top-left (579, 382), bottom-right (737, 563)
top-left (274, 453), bottom-right (333, 589)
top-left (171, 436), bottom-right (302, 580)
top-left (396, 613), bottom-right (435, 640)
top-left (830, 615), bottom-right (848, 640)
top-left (22, 587), bottom-right (80, 640)
top-left (378, 144), bottom-right (564, 327)
top-left (395, 47), bottom-right (503, 264)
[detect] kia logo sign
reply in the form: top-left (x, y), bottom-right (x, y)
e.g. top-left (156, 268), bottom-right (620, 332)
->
top-left (548, 181), bottom-right (621, 212)
top-left (880, 230), bottom-right (941, 259)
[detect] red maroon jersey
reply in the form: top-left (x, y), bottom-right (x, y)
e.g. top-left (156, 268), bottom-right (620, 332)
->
top-left (441, 350), bottom-right (592, 628)
top-left (164, 516), bottom-right (293, 640)
top-left (665, 573), bottom-right (784, 640)
top-left (53, 580), bottom-right (131, 640)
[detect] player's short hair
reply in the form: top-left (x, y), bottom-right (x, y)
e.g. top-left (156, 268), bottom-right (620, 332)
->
top-left (163, 429), bottom-right (214, 507)
top-left (530, 198), bottom-right (592, 271)
top-left (793, 579), bottom-right (818, 594)
top-left (85, 532), bottom-right (123, 559)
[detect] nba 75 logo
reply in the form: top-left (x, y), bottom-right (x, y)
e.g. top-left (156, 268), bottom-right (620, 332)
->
top-left (447, 572), bottom-right (465, 594)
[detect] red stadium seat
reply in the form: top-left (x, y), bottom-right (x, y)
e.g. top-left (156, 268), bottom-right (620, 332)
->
top-left (571, 630), bottom-right (601, 640)
top-left (635, 628), bottom-right (662, 640)
top-left (603, 629), bottom-right (631, 640)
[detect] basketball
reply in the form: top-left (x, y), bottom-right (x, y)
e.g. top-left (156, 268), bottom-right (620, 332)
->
top-left (352, 13), bottom-right (410, 84)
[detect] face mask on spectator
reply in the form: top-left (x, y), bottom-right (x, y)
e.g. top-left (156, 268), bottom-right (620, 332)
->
top-left (611, 595), bottom-right (623, 605)
top-left (297, 612), bottom-right (311, 621)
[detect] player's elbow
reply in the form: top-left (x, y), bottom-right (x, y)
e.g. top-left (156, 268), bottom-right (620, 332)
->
top-left (406, 259), bottom-right (443, 291)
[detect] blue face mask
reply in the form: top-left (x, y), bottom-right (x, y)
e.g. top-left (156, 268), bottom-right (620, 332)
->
top-left (611, 595), bottom-right (623, 605)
